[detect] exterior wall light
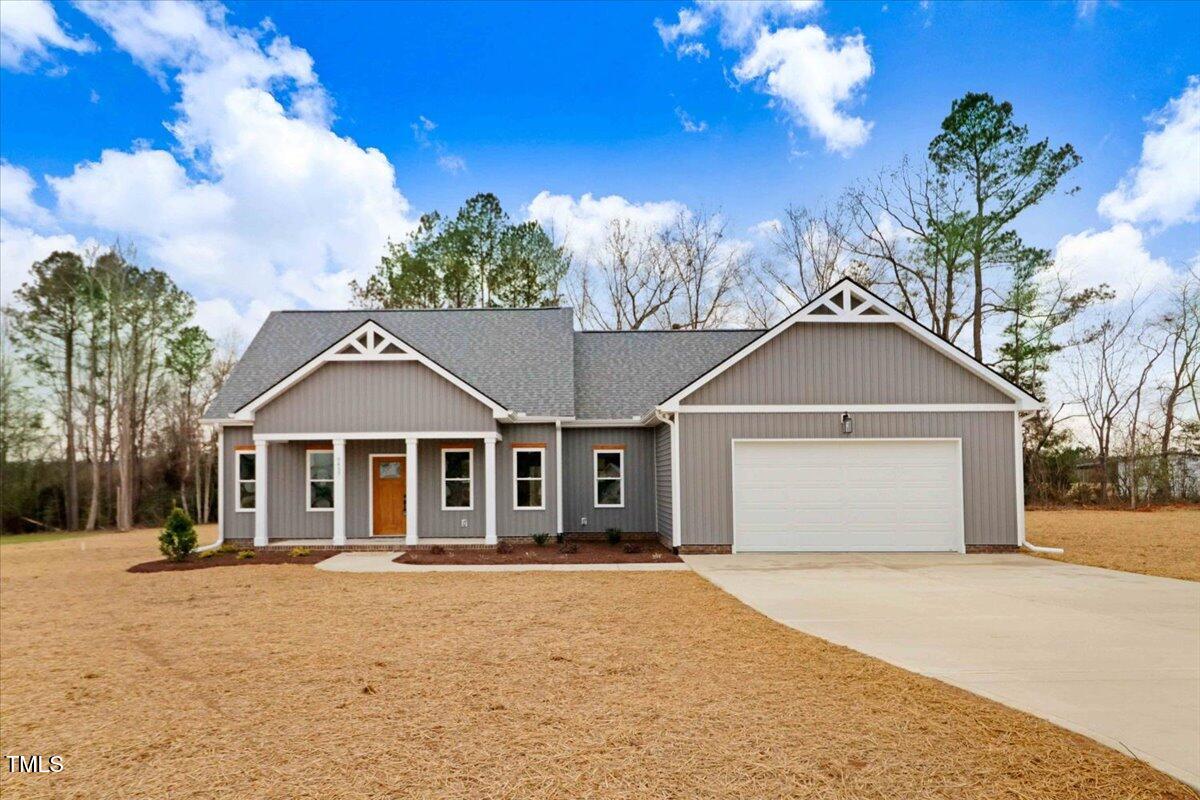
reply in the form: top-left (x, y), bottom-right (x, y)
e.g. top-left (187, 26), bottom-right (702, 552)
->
top-left (841, 413), bottom-right (853, 435)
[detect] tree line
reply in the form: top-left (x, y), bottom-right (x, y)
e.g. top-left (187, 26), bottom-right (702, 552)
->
top-left (2, 248), bottom-right (233, 532)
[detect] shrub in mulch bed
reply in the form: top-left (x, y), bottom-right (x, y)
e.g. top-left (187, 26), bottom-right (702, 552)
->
top-left (394, 540), bottom-right (680, 565)
top-left (128, 549), bottom-right (334, 572)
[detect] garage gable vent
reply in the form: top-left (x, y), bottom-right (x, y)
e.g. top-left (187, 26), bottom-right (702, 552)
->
top-left (804, 285), bottom-right (887, 322)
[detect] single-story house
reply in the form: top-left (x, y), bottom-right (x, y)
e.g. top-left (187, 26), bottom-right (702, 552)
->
top-left (201, 279), bottom-right (1041, 553)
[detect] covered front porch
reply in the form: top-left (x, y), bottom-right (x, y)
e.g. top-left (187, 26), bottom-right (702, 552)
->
top-left (246, 431), bottom-right (502, 547)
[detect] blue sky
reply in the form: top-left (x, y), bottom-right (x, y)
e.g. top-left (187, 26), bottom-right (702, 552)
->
top-left (1, 0), bottom-right (1197, 342)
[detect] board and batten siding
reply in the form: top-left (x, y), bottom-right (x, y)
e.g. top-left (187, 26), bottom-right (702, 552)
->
top-left (654, 423), bottom-right (672, 545)
top-left (678, 412), bottom-right (1017, 548)
top-left (253, 361), bottom-right (497, 435)
top-left (683, 323), bottom-right (1010, 405)
top-left (221, 425), bottom-right (255, 540)
top-left (562, 427), bottom-right (656, 533)
top-left (496, 423), bottom-right (558, 538)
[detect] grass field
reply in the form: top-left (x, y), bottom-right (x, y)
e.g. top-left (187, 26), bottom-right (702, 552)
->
top-left (1027, 507), bottom-right (1200, 582)
top-left (0, 530), bottom-right (121, 546)
top-left (1, 526), bottom-right (1190, 799)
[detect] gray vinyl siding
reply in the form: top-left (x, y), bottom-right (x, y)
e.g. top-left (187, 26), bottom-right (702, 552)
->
top-left (683, 323), bottom-right (1010, 405)
top-left (417, 439), bottom-right (485, 538)
top-left (496, 423), bottom-right (558, 538)
top-left (254, 361), bottom-right (497, 435)
top-left (221, 425), bottom-right (255, 540)
top-left (266, 441), bottom-right (333, 539)
top-left (562, 427), bottom-right (656, 533)
top-left (654, 423), bottom-right (672, 545)
top-left (678, 411), bottom-right (1017, 548)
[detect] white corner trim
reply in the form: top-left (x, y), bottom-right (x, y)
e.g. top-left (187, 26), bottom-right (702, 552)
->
top-left (234, 320), bottom-right (509, 419)
top-left (658, 279), bottom-right (1041, 412)
top-left (653, 410), bottom-right (682, 549)
top-left (555, 421), bottom-right (564, 535)
top-left (1014, 411), bottom-right (1027, 548)
top-left (252, 431), bottom-right (501, 442)
top-left (593, 447), bottom-right (625, 509)
top-left (676, 404), bottom-right (1021, 414)
top-left (441, 447), bottom-right (474, 511)
top-left (512, 445), bottom-right (547, 511)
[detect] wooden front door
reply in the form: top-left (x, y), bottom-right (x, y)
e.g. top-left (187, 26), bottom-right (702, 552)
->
top-left (372, 456), bottom-right (406, 535)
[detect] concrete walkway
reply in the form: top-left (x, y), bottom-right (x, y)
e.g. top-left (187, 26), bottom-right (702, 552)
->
top-left (316, 551), bottom-right (691, 573)
top-left (685, 552), bottom-right (1200, 788)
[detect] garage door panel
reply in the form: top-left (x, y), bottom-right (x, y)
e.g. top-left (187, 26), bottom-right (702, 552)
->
top-left (733, 440), bottom-right (963, 552)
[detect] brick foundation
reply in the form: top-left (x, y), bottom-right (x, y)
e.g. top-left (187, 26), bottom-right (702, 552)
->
top-left (965, 544), bottom-right (1020, 553)
top-left (676, 544), bottom-right (733, 555)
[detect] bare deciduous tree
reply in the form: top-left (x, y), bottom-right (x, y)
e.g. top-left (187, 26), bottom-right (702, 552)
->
top-left (1153, 269), bottom-right (1199, 458)
top-left (660, 211), bottom-right (745, 330)
top-left (568, 219), bottom-right (680, 330)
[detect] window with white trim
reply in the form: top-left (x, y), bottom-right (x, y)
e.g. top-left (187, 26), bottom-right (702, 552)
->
top-left (594, 449), bottom-right (624, 508)
top-left (307, 450), bottom-right (334, 511)
top-left (513, 447), bottom-right (545, 510)
top-left (236, 451), bottom-right (256, 511)
top-left (442, 448), bottom-right (473, 510)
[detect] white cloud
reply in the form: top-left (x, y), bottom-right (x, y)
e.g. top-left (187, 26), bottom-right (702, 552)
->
top-left (732, 26), bottom-right (873, 154)
top-left (1053, 223), bottom-right (1174, 301)
top-left (654, 8), bottom-right (706, 46)
top-left (31, 0), bottom-right (413, 327)
top-left (526, 191), bottom-right (688, 262)
top-left (192, 297), bottom-right (271, 347)
top-left (674, 41), bottom-right (710, 60)
top-left (0, 219), bottom-right (86, 302)
top-left (0, 0), bottom-right (95, 72)
top-left (411, 114), bottom-right (467, 173)
top-left (749, 218), bottom-right (782, 237)
top-left (1098, 76), bottom-right (1200, 229)
top-left (0, 161), bottom-right (55, 228)
top-left (699, 0), bottom-right (823, 47)
top-left (675, 107), bottom-right (709, 133)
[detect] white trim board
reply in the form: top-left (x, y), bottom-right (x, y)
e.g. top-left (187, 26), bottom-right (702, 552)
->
top-left (729, 437), bottom-right (967, 555)
top-left (234, 320), bottom-right (510, 420)
top-left (593, 448), bottom-right (625, 509)
top-left (659, 279), bottom-right (1041, 413)
top-left (441, 447), bottom-right (475, 512)
top-left (306, 448), bottom-right (335, 513)
top-left (253, 431), bottom-right (501, 442)
top-left (678, 404), bottom-right (1020, 414)
top-left (511, 445), bottom-right (547, 511)
top-left (367, 452), bottom-right (408, 537)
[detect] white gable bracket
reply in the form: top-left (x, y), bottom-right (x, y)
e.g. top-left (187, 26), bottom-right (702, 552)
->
top-left (233, 320), bottom-right (510, 420)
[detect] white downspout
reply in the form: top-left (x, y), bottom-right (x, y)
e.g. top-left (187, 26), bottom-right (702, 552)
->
top-left (1015, 410), bottom-right (1064, 555)
top-left (196, 424), bottom-right (225, 553)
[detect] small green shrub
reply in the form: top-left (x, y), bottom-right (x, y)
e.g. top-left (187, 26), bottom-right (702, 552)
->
top-left (495, 540), bottom-right (513, 554)
top-left (158, 508), bottom-right (198, 562)
top-left (198, 549), bottom-right (218, 559)
top-left (429, 544), bottom-right (446, 555)
top-left (605, 528), bottom-right (622, 546)
top-left (289, 546), bottom-right (312, 558)
top-left (236, 549), bottom-right (255, 559)
top-left (622, 542), bottom-right (642, 554)
top-left (217, 543), bottom-right (239, 555)
top-left (531, 532), bottom-right (550, 547)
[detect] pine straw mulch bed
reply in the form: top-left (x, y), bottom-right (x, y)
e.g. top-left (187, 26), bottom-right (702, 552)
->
top-left (395, 540), bottom-right (680, 565)
top-left (1026, 506), bottom-right (1200, 582)
top-left (0, 527), bottom-right (1192, 800)
top-left (128, 549), bottom-right (335, 572)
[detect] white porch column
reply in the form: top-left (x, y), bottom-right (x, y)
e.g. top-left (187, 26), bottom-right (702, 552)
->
top-left (484, 437), bottom-right (497, 544)
top-left (332, 439), bottom-right (346, 546)
top-left (405, 437), bottom-right (418, 545)
top-left (253, 439), bottom-right (268, 546)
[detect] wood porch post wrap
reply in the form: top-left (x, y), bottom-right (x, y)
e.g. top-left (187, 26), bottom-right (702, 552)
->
top-left (405, 438), bottom-right (418, 545)
top-left (484, 437), bottom-right (497, 544)
top-left (332, 439), bottom-right (346, 546)
top-left (254, 440), bottom-right (268, 546)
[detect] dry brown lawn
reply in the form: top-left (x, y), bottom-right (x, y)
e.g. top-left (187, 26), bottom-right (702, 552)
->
top-left (1, 527), bottom-right (1192, 799)
top-left (1027, 507), bottom-right (1200, 582)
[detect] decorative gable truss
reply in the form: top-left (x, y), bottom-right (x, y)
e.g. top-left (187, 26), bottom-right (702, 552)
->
top-left (658, 279), bottom-right (1042, 412)
top-left (233, 321), bottom-right (510, 420)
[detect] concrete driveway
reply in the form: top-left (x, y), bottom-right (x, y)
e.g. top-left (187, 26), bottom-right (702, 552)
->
top-left (685, 553), bottom-right (1200, 788)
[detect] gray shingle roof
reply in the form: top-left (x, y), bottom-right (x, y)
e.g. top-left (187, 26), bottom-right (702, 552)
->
top-left (205, 307), bottom-right (577, 419)
top-left (572, 330), bottom-right (762, 419)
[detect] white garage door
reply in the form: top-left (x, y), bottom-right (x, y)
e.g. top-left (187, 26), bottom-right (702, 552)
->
top-left (732, 439), bottom-right (964, 552)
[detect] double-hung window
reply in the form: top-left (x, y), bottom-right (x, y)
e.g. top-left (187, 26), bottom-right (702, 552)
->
top-left (307, 449), bottom-right (334, 511)
top-left (513, 447), bottom-right (545, 510)
top-left (236, 451), bottom-right (256, 511)
top-left (594, 448), bottom-right (624, 508)
top-left (442, 448), bottom-right (473, 510)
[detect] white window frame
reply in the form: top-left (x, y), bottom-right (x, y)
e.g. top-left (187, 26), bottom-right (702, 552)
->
top-left (593, 448), bottom-right (625, 509)
top-left (306, 449), bottom-right (335, 512)
top-left (512, 446), bottom-right (546, 511)
top-left (236, 451), bottom-right (256, 512)
top-left (441, 447), bottom-right (474, 511)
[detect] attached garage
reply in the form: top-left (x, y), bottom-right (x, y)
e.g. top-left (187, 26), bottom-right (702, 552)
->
top-left (731, 439), bottom-right (965, 553)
